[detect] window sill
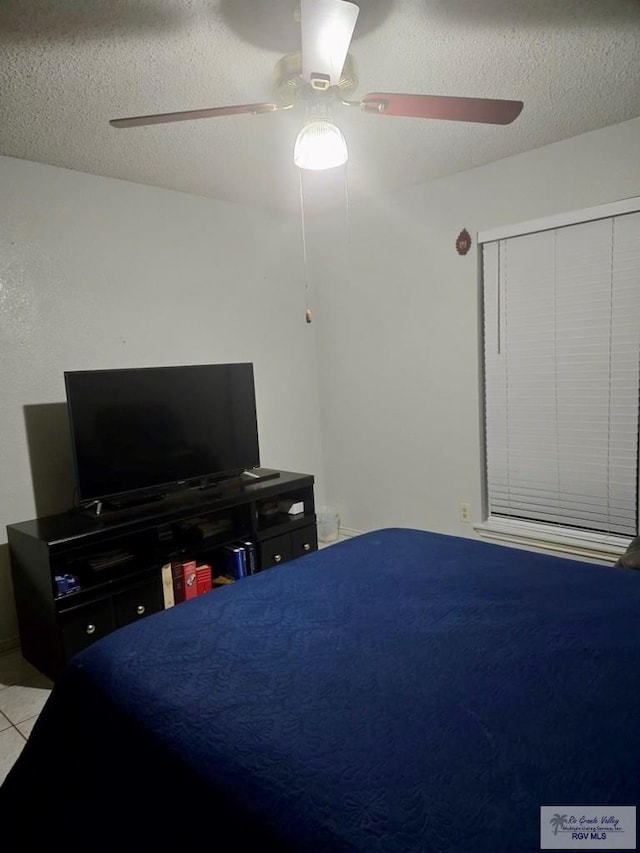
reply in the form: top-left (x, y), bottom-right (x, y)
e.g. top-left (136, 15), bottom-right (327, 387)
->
top-left (474, 518), bottom-right (632, 563)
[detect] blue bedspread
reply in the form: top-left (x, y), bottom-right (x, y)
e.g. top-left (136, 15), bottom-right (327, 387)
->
top-left (1, 528), bottom-right (639, 850)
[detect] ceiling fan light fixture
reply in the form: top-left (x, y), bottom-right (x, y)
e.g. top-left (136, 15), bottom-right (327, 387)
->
top-left (294, 118), bottom-right (348, 170)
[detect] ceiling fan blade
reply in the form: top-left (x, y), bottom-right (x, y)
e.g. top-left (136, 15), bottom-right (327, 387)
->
top-left (109, 102), bottom-right (290, 128)
top-left (360, 93), bottom-right (524, 125)
top-left (301, 0), bottom-right (360, 89)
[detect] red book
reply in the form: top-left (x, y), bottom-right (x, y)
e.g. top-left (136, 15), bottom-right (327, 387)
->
top-left (182, 560), bottom-right (198, 600)
top-left (171, 561), bottom-right (185, 604)
top-left (196, 564), bottom-right (212, 596)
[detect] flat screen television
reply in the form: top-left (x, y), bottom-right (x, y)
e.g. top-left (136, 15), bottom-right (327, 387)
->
top-left (64, 363), bottom-right (260, 507)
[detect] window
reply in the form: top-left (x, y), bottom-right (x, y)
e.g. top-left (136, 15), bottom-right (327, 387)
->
top-left (479, 200), bottom-right (640, 557)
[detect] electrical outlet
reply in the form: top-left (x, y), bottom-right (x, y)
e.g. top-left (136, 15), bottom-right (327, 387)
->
top-left (460, 502), bottom-right (471, 523)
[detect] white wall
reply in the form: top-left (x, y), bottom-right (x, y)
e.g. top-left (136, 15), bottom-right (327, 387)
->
top-left (0, 157), bottom-right (324, 649)
top-left (310, 117), bottom-right (640, 538)
top-left (3, 117), bottom-right (639, 649)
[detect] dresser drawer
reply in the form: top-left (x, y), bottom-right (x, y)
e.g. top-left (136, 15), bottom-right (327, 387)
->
top-left (61, 599), bottom-right (115, 660)
top-left (114, 580), bottom-right (163, 628)
top-left (259, 534), bottom-right (292, 570)
top-left (290, 524), bottom-right (318, 558)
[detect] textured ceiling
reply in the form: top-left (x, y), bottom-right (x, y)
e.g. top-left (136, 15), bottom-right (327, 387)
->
top-left (1, 0), bottom-right (640, 213)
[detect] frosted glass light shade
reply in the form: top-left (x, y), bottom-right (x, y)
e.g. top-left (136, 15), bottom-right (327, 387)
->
top-left (294, 119), bottom-right (348, 170)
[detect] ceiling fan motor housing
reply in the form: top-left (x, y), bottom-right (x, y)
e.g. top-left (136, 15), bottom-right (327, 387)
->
top-left (273, 52), bottom-right (359, 102)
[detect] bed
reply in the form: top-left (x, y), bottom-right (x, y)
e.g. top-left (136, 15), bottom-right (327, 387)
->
top-left (1, 527), bottom-right (639, 850)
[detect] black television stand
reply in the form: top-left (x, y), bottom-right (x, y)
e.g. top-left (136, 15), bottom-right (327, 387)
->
top-left (8, 469), bottom-right (316, 680)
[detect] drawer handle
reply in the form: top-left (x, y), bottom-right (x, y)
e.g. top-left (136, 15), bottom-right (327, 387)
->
top-left (273, 554), bottom-right (282, 563)
top-left (136, 605), bottom-right (146, 616)
top-left (86, 623), bottom-right (96, 635)
top-left (303, 543), bottom-right (311, 551)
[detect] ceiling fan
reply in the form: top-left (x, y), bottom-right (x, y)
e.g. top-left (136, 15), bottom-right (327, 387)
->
top-left (109, 0), bottom-right (524, 170)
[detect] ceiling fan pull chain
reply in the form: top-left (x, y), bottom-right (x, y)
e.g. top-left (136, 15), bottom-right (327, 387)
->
top-left (298, 169), bottom-right (312, 324)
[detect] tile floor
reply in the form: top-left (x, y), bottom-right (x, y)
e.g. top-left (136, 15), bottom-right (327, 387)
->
top-left (0, 649), bottom-right (53, 785)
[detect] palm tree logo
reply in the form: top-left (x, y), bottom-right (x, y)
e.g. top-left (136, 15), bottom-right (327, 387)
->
top-left (550, 814), bottom-right (568, 835)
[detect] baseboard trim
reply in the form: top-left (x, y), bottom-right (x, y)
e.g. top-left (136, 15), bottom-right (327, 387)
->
top-left (338, 526), bottom-right (364, 538)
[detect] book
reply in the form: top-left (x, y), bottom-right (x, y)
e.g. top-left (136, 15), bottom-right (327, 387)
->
top-left (160, 563), bottom-right (175, 608)
top-left (171, 561), bottom-right (185, 604)
top-left (223, 544), bottom-right (247, 579)
top-left (196, 564), bottom-right (212, 596)
top-left (182, 560), bottom-right (198, 600)
top-left (242, 540), bottom-right (257, 575)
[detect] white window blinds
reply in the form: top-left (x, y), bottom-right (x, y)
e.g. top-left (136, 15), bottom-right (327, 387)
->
top-left (483, 211), bottom-right (640, 537)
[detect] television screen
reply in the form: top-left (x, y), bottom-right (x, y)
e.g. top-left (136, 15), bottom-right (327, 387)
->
top-left (64, 363), bottom-right (260, 505)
